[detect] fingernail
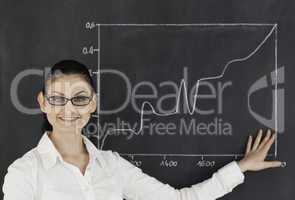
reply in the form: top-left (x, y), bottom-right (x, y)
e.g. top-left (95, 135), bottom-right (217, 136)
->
top-left (272, 133), bottom-right (277, 140)
top-left (280, 162), bottom-right (287, 167)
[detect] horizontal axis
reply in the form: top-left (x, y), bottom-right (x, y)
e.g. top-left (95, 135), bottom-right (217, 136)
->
top-left (119, 153), bottom-right (274, 157)
top-left (94, 23), bottom-right (277, 27)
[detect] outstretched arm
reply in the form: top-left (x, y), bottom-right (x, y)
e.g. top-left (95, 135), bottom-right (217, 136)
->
top-left (114, 129), bottom-right (281, 200)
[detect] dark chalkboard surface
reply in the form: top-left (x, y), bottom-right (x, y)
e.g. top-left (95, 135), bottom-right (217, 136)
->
top-left (0, 1), bottom-right (294, 200)
top-left (99, 24), bottom-right (288, 196)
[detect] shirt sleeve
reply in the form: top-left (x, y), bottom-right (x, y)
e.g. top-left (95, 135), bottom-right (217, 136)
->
top-left (111, 152), bottom-right (245, 200)
top-left (2, 156), bottom-right (35, 200)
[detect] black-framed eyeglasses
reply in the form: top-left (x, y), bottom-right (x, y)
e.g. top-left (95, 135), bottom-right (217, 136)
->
top-left (45, 93), bottom-right (94, 106)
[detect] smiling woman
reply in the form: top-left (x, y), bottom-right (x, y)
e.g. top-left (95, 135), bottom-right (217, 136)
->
top-left (2, 59), bottom-right (282, 200)
top-left (40, 60), bottom-right (97, 134)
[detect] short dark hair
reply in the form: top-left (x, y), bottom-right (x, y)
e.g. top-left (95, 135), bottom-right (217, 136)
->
top-left (41, 59), bottom-right (96, 133)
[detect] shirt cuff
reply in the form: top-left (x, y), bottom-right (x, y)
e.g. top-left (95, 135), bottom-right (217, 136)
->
top-left (216, 161), bottom-right (245, 192)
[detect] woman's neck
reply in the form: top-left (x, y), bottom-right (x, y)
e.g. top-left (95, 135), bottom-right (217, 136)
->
top-left (48, 128), bottom-right (87, 157)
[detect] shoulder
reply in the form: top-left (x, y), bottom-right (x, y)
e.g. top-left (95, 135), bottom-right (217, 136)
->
top-left (2, 148), bottom-right (38, 197)
top-left (6, 148), bottom-right (38, 173)
top-left (3, 148), bottom-right (38, 187)
top-left (98, 150), bottom-right (121, 165)
top-left (97, 150), bottom-right (132, 170)
top-left (97, 150), bottom-right (136, 171)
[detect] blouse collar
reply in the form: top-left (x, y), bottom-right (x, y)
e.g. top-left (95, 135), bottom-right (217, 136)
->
top-left (36, 131), bottom-right (101, 170)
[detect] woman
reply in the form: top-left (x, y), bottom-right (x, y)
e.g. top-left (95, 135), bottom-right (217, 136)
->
top-left (2, 60), bottom-right (282, 200)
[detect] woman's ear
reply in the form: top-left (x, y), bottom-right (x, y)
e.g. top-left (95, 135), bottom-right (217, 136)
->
top-left (90, 93), bottom-right (97, 113)
top-left (37, 91), bottom-right (46, 113)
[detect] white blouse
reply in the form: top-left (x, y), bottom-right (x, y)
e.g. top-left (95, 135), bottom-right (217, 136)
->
top-left (2, 131), bottom-right (245, 200)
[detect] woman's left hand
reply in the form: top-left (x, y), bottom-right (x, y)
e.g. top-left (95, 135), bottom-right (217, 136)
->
top-left (238, 129), bottom-right (282, 173)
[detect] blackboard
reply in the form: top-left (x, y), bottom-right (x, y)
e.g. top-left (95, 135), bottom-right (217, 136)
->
top-left (0, 1), bottom-right (294, 200)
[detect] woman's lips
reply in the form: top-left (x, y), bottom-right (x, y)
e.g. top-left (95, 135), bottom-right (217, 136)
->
top-left (58, 117), bottom-right (80, 122)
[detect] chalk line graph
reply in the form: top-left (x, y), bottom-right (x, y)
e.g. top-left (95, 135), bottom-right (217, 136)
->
top-left (89, 23), bottom-right (278, 159)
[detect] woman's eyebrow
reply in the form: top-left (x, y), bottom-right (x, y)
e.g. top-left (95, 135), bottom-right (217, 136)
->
top-left (73, 90), bottom-right (88, 95)
top-left (52, 91), bottom-right (65, 95)
top-left (51, 90), bottom-right (88, 96)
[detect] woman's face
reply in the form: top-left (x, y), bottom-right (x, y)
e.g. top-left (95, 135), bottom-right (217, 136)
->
top-left (37, 74), bottom-right (97, 133)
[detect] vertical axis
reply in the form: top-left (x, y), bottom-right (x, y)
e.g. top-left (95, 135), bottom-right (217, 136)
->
top-left (97, 24), bottom-right (101, 149)
top-left (274, 24), bottom-right (278, 158)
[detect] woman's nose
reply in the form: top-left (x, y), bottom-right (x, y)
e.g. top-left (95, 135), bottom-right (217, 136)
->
top-left (63, 100), bottom-right (78, 114)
